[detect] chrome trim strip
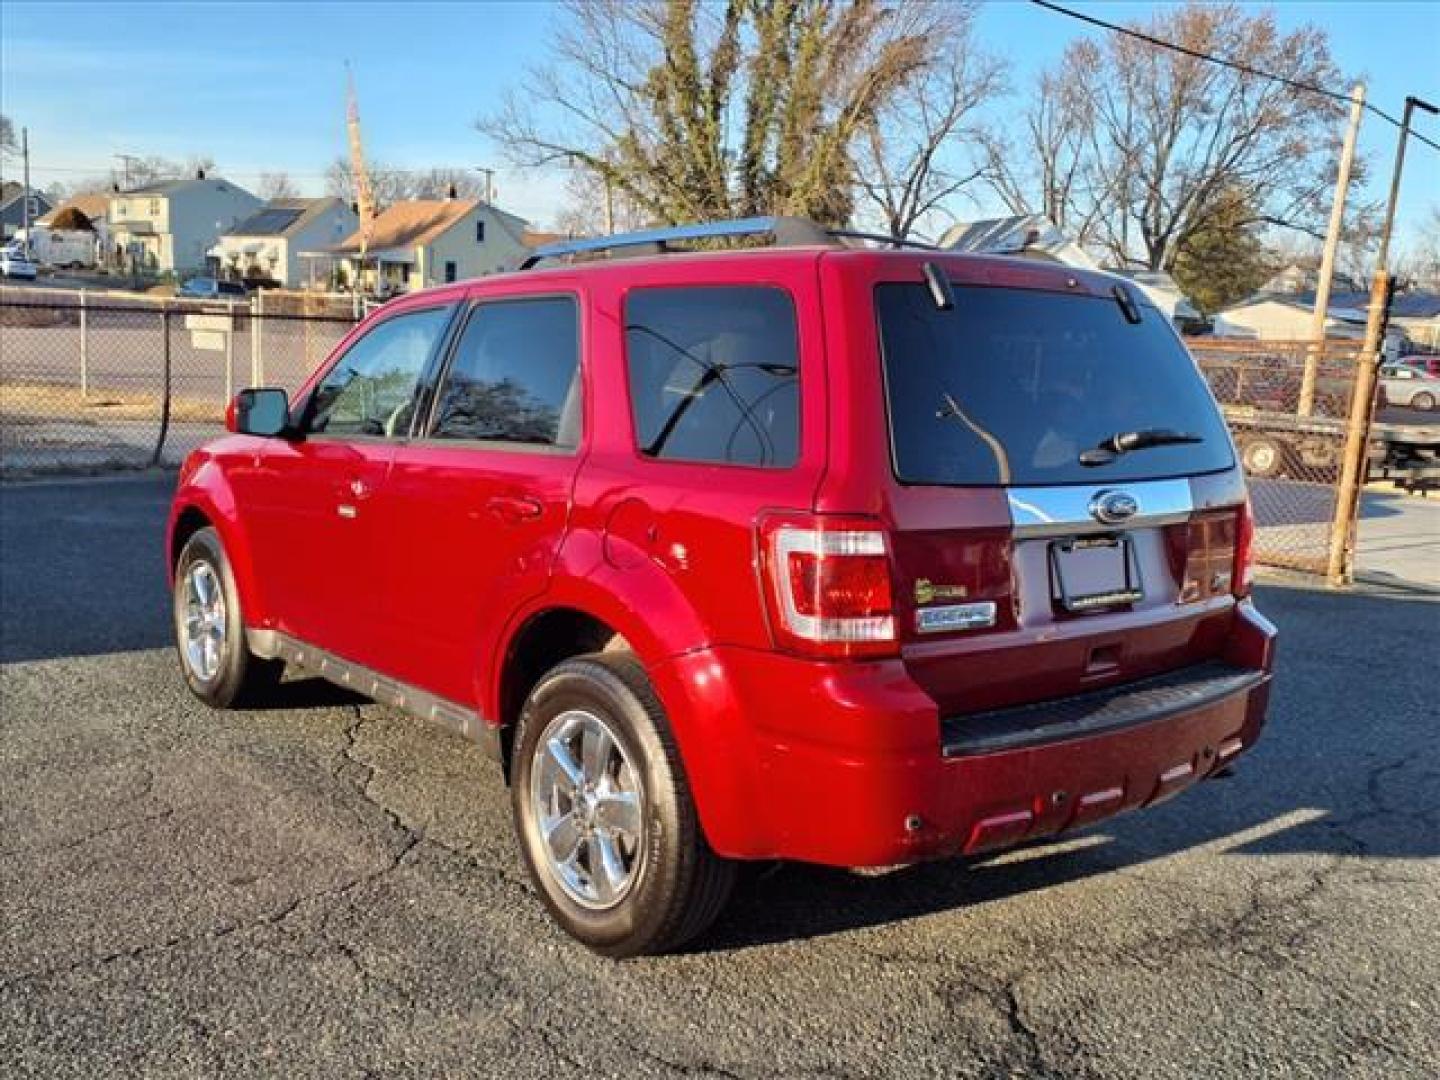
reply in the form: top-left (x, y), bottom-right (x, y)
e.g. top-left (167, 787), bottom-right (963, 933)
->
top-left (246, 628), bottom-right (502, 761)
top-left (1007, 477), bottom-right (1193, 538)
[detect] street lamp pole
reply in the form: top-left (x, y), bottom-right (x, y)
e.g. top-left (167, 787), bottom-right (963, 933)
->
top-left (1326, 95), bottom-right (1439, 585)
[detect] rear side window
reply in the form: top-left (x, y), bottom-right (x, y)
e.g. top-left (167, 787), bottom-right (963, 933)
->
top-left (876, 284), bottom-right (1234, 486)
top-left (431, 296), bottom-right (580, 447)
top-left (307, 307), bottom-right (451, 437)
top-left (625, 286), bottom-right (799, 468)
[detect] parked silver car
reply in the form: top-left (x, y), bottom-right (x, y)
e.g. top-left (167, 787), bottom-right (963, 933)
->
top-left (0, 245), bottom-right (39, 281)
top-left (1379, 363), bottom-right (1440, 412)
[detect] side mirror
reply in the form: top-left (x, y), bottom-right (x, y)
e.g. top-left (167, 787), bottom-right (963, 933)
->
top-left (227, 387), bottom-right (291, 437)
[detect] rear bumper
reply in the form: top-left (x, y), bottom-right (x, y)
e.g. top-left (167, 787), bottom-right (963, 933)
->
top-left (651, 601), bottom-right (1276, 867)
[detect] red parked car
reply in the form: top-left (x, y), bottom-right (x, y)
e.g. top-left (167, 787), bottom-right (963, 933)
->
top-left (168, 218), bottom-right (1275, 957)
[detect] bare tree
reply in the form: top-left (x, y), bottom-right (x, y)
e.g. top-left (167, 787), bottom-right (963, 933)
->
top-left (0, 115), bottom-right (15, 161)
top-left (984, 3), bottom-right (1367, 271)
top-left (325, 157), bottom-right (412, 212)
top-left (481, 0), bottom-right (951, 227)
top-left (852, 3), bottom-right (1005, 239)
top-left (258, 172), bottom-right (299, 199)
top-left (554, 164), bottom-right (651, 236)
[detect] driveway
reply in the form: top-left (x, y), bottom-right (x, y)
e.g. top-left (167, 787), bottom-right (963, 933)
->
top-left (1, 476), bottom-right (1436, 1078)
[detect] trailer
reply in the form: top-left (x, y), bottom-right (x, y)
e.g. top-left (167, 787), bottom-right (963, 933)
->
top-left (1224, 405), bottom-right (1440, 492)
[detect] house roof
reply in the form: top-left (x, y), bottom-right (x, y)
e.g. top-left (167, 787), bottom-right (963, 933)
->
top-left (940, 215), bottom-right (1102, 271)
top-left (225, 198), bottom-right (346, 239)
top-left (523, 229), bottom-right (569, 249)
top-left (1221, 290), bottom-right (1440, 321)
top-left (327, 199), bottom-right (483, 254)
top-left (39, 193), bottom-right (110, 225)
top-left (118, 176), bottom-right (253, 199)
top-left (0, 183), bottom-right (51, 212)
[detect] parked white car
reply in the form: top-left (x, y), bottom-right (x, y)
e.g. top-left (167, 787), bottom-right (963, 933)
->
top-left (1379, 363), bottom-right (1439, 412)
top-left (0, 246), bottom-right (39, 280)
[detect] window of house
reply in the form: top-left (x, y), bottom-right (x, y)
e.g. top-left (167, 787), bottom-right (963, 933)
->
top-left (444, 261), bottom-right (458, 283)
top-left (624, 286), bottom-right (800, 468)
top-left (305, 306), bottom-right (452, 437)
top-left (476, 221), bottom-right (485, 243)
top-left (430, 297), bottom-right (580, 447)
top-left (149, 199), bottom-right (160, 216)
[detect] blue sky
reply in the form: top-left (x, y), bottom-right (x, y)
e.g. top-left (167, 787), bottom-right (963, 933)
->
top-left (2, 0), bottom-right (1437, 248)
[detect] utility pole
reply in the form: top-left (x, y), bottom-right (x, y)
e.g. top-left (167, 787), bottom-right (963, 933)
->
top-left (1326, 94), bottom-right (1439, 586)
top-left (114, 153), bottom-right (141, 190)
top-left (20, 127), bottom-right (31, 255)
top-left (1299, 83), bottom-right (1366, 417)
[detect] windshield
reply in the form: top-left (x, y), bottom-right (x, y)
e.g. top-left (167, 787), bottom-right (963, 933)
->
top-left (875, 283), bottom-right (1234, 487)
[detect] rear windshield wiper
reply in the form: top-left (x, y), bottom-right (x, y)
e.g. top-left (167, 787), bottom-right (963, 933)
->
top-left (1079, 428), bottom-right (1202, 466)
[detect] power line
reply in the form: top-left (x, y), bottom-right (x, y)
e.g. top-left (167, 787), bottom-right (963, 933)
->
top-left (1030, 0), bottom-right (1440, 155)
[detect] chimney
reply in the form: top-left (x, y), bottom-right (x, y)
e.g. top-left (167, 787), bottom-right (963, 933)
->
top-left (446, 182), bottom-right (457, 201)
top-left (196, 167), bottom-right (207, 180)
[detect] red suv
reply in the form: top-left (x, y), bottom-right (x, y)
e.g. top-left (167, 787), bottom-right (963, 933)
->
top-left (168, 218), bottom-right (1275, 957)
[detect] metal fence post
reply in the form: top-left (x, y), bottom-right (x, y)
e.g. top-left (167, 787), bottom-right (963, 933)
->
top-left (224, 299), bottom-right (234, 403)
top-left (152, 309), bottom-right (172, 467)
top-left (251, 289), bottom-right (264, 386)
top-left (78, 290), bottom-right (90, 399)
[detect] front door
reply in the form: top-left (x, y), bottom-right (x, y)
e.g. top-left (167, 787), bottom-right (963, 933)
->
top-left (244, 303), bottom-right (455, 667)
top-left (381, 293), bottom-right (584, 706)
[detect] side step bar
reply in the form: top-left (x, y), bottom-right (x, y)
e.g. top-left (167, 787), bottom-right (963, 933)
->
top-left (247, 628), bottom-right (502, 761)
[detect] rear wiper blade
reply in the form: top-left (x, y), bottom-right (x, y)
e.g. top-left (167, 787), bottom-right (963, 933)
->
top-left (1079, 428), bottom-right (1202, 466)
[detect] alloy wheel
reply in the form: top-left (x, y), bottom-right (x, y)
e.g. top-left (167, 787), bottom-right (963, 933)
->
top-left (529, 708), bottom-right (646, 909)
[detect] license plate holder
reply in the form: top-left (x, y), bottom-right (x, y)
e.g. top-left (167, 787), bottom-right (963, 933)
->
top-left (1049, 534), bottom-right (1143, 613)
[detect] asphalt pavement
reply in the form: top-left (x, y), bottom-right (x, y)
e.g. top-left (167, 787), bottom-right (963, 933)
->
top-left (1, 476), bottom-right (1437, 1078)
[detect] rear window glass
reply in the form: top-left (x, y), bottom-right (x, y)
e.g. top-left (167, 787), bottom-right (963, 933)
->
top-left (876, 283), bottom-right (1233, 486)
top-left (625, 286), bottom-right (799, 468)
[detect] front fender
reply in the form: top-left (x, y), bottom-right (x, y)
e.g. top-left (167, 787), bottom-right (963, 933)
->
top-left (168, 456), bottom-right (267, 626)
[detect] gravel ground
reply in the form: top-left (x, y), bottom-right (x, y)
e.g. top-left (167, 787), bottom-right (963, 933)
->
top-left (1, 476), bottom-right (1436, 1079)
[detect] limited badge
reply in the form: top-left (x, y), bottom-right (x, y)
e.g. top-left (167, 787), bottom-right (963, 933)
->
top-left (914, 578), bottom-right (969, 605)
top-left (916, 602), bottom-right (997, 634)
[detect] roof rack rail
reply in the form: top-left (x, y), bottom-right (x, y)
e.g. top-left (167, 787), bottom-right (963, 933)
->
top-left (520, 216), bottom-right (932, 269)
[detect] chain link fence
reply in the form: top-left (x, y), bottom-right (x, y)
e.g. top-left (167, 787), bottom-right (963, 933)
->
top-left (1, 288), bottom-right (357, 477)
top-left (0, 290), bottom-right (1395, 580)
top-left (1190, 338), bottom-right (1365, 574)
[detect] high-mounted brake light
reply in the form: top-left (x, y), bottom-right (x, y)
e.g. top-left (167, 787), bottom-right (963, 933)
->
top-left (758, 514), bottom-right (897, 659)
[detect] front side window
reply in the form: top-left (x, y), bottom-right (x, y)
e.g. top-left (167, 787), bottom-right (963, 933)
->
top-left (430, 296), bottom-right (580, 447)
top-left (624, 286), bottom-right (800, 468)
top-left (306, 306), bottom-right (451, 437)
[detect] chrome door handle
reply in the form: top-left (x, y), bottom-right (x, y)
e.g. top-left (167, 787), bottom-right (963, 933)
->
top-left (486, 495), bottom-right (544, 523)
top-left (337, 504), bottom-right (358, 519)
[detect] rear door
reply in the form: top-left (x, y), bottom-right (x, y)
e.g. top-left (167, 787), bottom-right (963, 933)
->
top-left (379, 291), bottom-right (584, 705)
top-left (853, 264), bottom-right (1247, 714)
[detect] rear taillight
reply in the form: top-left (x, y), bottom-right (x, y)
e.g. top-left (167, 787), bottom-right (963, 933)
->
top-left (1178, 503), bottom-right (1252, 603)
top-left (758, 513), bottom-right (897, 658)
top-left (1234, 496), bottom-right (1256, 598)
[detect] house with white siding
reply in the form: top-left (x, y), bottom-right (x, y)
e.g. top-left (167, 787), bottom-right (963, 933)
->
top-left (208, 198), bottom-right (357, 287)
top-left (107, 174), bottom-right (261, 274)
top-left (303, 198), bottom-right (529, 296)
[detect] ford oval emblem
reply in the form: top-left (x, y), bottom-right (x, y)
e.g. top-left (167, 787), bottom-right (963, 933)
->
top-left (1090, 490), bottom-right (1139, 525)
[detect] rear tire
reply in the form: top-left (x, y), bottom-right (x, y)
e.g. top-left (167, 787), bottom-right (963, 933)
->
top-left (510, 653), bottom-right (736, 958)
top-left (172, 527), bottom-right (282, 708)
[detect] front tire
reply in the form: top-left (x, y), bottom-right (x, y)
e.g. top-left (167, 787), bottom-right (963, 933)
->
top-left (173, 527), bottom-right (282, 708)
top-left (511, 653), bottom-right (736, 958)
